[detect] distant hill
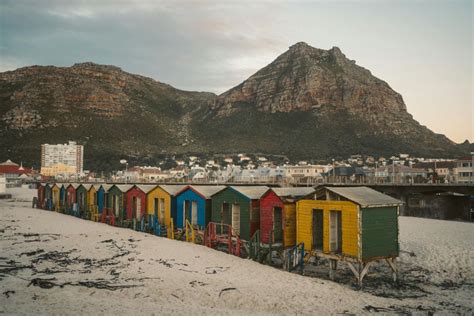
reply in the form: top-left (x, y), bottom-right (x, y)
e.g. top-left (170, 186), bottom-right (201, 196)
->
top-left (0, 43), bottom-right (468, 171)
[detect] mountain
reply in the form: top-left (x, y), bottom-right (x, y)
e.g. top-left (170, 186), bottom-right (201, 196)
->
top-left (197, 42), bottom-right (463, 159)
top-left (0, 43), bottom-right (467, 171)
top-left (0, 62), bottom-right (216, 171)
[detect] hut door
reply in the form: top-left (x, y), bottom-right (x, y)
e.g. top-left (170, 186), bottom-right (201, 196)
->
top-left (273, 207), bottom-right (283, 243)
top-left (329, 211), bottom-right (342, 253)
top-left (114, 195), bottom-right (119, 217)
top-left (184, 200), bottom-right (191, 227)
top-left (135, 197), bottom-right (141, 219)
top-left (232, 204), bottom-right (240, 235)
top-left (154, 198), bottom-right (159, 218)
top-left (191, 201), bottom-right (198, 225)
top-left (312, 209), bottom-right (323, 250)
top-left (159, 198), bottom-right (165, 223)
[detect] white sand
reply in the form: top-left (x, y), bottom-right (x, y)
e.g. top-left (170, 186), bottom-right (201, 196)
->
top-left (0, 188), bottom-right (472, 315)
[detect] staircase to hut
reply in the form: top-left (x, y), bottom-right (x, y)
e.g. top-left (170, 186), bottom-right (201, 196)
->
top-left (204, 222), bottom-right (241, 257)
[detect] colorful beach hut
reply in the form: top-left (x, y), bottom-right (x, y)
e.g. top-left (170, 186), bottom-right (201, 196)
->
top-left (211, 186), bottom-right (269, 240)
top-left (95, 184), bottom-right (110, 214)
top-left (37, 183), bottom-right (45, 209)
top-left (125, 185), bottom-right (156, 221)
top-left (44, 183), bottom-right (52, 210)
top-left (87, 185), bottom-right (97, 210)
top-left (66, 183), bottom-right (79, 213)
top-left (76, 184), bottom-right (92, 217)
top-left (59, 184), bottom-right (67, 211)
top-left (260, 187), bottom-right (315, 247)
top-left (146, 185), bottom-right (185, 237)
top-left (107, 184), bottom-right (132, 224)
top-left (175, 185), bottom-right (226, 230)
top-left (51, 184), bottom-right (61, 211)
top-left (297, 186), bottom-right (402, 285)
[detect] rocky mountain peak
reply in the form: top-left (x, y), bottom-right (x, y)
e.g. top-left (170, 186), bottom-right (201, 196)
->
top-left (211, 42), bottom-right (406, 116)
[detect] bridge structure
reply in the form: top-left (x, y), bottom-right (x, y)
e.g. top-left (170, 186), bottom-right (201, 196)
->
top-left (308, 183), bottom-right (474, 221)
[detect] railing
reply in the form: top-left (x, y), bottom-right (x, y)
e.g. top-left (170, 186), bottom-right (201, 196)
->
top-left (89, 204), bottom-right (99, 222)
top-left (248, 230), bottom-right (260, 261)
top-left (169, 218), bottom-right (174, 239)
top-left (204, 222), bottom-right (241, 257)
top-left (100, 207), bottom-right (116, 226)
top-left (185, 219), bottom-right (195, 243)
top-left (283, 242), bottom-right (305, 273)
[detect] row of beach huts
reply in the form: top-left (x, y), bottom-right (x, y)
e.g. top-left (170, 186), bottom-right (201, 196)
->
top-left (35, 183), bottom-right (402, 285)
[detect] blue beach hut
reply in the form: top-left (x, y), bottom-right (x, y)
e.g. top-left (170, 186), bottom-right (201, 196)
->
top-left (175, 185), bottom-right (225, 230)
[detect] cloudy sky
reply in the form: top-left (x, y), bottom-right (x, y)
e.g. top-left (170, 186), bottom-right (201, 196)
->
top-left (1, 0), bottom-right (472, 142)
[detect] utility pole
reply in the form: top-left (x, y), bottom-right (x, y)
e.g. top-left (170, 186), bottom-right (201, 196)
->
top-left (392, 161), bottom-right (395, 184)
top-left (332, 159), bottom-right (335, 184)
top-left (375, 161), bottom-right (378, 184)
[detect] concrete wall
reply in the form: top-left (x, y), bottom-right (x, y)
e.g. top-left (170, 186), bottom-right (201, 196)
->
top-left (402, 193), bottom-right (470, 221)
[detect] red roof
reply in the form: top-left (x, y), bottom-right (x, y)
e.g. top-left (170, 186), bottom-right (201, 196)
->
top-left (0, 165), bottom-right (32, 175)
top-left (457, 156), bottom-right (474, 161)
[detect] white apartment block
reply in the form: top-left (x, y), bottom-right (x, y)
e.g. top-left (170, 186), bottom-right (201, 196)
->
top-left (284, 164), bottom-right (331, 178)
top-left (455, 155), bottom-right (473, 184)
top-left (41, 141), bottom-right (84, 176)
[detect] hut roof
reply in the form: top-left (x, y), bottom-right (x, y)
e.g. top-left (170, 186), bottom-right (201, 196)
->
top-left (79, 184), bottom-right (93, 191)
top-left (229, 186), bottom-right (269, 199)
top-left (135, 184), bottom-right (157, 194)
top-left (112, 184), bottom-right (133, 192)
top-left (69, 183), bottom-right (80, 189)
top-left (97, 184), bottom-right (112, 191)
top-left (324, 186), bottom-right (402, 208)
top-left (159, 185), bottom-right (186, 196)
top-left (272, 187), bottom-right (315, 199)
top-left (186, 185), bottom-right (226, 198)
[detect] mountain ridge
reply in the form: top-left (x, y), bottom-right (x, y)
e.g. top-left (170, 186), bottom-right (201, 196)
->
top-left (0, 42), bottom-right (467, 171)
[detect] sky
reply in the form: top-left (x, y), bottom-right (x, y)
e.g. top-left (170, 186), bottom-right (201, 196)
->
top-left (1, 0), bottom-right (472, 143)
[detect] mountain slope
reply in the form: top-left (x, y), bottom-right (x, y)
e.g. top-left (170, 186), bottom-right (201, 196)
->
top-left (0, 63), bottom-right (216, 170)
top-left (0, 43), bottom-right (466, 171)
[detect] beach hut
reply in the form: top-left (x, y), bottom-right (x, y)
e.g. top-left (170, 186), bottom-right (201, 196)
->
top-left (86, 184), bottom-right (100, 221)
top-left (37, 183), bottom-right (45, 209)
top-left (94, 184), bottom-right (110, 215)
top-left (87, 185), bottom-right (97, 209)
top-left (44, 183), bottom-right (52, 210)
top-left (66, 184), bottom-right (79, 213)
top-left (59, 184), bottom-right (67, 211)
top-left (51, 184), bottom-right (61, 211)
top-left (175, 185), bottom-right (226, 230)
top-left (107, 184), bottom-right (132, 225)
top-left (297, 186), bottom-right (402, 285)
top-left (211, 186), bottom-right (269, 240)
top-left (125, 185), bottom-right (156, 230)
top-left (76, 184), bottom-right (92, 217)
top-left (260, 187), bottom-right (315, 247)
top-left (146, 185), bottom-right (185, 237)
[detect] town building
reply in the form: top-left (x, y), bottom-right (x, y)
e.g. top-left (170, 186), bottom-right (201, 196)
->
top-left (454, 155), bottom-right (474, 184)
top-left (413, 161), bottom-right (456, 183)
top-left (0, 159), bottom-right (33, 185)
top-left (284, 164), bottom-right (330, 184)
top-left (40, 141), bottom-right (83, 177)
